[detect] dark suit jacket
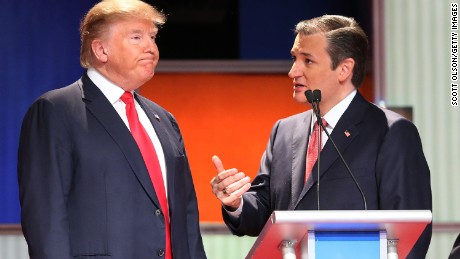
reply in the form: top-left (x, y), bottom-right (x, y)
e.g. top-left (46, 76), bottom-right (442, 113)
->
top-left (449, 233), bottom-right (460, 259)
top-left (223, 92), bottom-right (432, 258)
top-left (18, 73), bottom-right (206, 259)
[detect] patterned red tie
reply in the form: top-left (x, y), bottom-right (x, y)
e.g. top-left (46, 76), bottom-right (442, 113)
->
top-left (305, 119), bottom-right (327, 183)
top-left (120, 91), bottom-right (171, 259)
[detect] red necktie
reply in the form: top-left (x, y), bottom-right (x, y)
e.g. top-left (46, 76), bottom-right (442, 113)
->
top-left (120, 92), bottom-right (172, 259)
top-left (305, 119), bottom-right (327, 183)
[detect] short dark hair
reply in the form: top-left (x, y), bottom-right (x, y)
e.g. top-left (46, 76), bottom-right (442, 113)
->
top-left (295, 15), bottom-right (368, 88)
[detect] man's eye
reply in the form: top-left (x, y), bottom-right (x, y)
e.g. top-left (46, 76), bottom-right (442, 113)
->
top-left (130, 34), bottom-right (143, 41)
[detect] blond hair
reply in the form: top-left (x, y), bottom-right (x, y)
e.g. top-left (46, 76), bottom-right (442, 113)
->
top-left (79, 0), bottom-right (166, 68)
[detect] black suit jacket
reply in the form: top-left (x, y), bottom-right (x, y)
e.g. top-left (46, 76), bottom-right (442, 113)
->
top-left (18, 73), bottom-right (206, 259)
top-left (223, 92), bottom-right (432, 258)
top-left (450, 233), bottom-right (460, 259)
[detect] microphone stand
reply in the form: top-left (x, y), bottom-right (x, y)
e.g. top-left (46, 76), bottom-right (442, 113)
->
top-left (306, 90), bottom-right (323, 210)
top-left (315, 105), bottom-right (322, 210)
top-left (305, 90), bottom-right (368, 210)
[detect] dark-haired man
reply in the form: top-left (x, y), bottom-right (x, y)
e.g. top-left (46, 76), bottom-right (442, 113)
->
top-left (210, 15), bottom-right (432, 258)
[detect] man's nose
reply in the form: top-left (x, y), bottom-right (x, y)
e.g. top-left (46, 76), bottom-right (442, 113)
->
top-left (288, 62), bottom-right (300, 78)
top-left (144, 38), bottom-right (157, 53)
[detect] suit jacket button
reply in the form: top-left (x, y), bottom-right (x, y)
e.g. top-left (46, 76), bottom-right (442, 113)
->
top-left (157, 249), bottom-right (165, 257)
top-left (155, 209), bottom-right (162, 216)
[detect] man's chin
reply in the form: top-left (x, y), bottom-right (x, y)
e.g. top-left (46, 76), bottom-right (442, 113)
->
top-left (293, 92), bottom-right (308, 104)
top-left (142, 69), bottom-right (155, 80)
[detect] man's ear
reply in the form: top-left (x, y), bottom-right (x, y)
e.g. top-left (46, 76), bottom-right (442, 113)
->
top-left (91, 40), bottom-right (108, 63)
top-left (337, 58), bottom-right (355, 83)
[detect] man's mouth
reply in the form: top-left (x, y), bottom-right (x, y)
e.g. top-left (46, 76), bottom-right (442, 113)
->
top-left (293, 83), bottom-right (307, 91)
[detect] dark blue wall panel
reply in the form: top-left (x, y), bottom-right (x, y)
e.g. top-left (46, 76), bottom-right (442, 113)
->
top-left (0, 0), bottom-right (97, 223)
top-left (239, 1), bottom-right (315, 59)
top-left (239, 0), bottom-right (372, 59)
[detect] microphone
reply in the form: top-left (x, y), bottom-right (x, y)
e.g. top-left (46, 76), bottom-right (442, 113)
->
top-left (312, 90), bottom-right (322, 124)
top-left (312, 89), bottom-right (321, 102)
top-left (306, 89), bottom-right (323, 210)
top-left (306, 90), bottom-right (323, 125)
top-left (305, 90), bottom-right (368, 210)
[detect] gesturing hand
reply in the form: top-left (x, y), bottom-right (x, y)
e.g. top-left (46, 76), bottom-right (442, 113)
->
top-left (210, 155), bottom-right (251, 210)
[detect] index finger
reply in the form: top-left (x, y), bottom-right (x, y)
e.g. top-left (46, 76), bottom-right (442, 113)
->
top-left (212, 155), bottom-right (225, 174)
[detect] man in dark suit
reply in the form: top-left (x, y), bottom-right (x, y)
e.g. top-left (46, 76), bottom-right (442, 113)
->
top-left (17, 1), bottom-right (206, 258)
top-left (210, 15), bottom-right (432, 258)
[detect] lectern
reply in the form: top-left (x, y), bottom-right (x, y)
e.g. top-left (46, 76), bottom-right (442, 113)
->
top-left (246, 210), bottom-right (431, 259)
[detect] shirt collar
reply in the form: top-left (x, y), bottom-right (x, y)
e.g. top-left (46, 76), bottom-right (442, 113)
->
top-left (87, 68), bottom-right (127, 104)
top-left (311, 90), bottom-right (357, 130)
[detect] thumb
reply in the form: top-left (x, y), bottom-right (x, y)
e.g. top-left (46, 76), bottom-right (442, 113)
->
top-left (212, 155), bottom-right (225, 173)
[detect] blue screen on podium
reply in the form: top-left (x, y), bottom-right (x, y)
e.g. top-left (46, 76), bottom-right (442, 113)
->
top-left (315, 231), bottom-right (380, 259)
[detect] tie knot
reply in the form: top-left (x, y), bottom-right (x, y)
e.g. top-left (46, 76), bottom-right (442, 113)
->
top-left (321, 118), bottom-right (328, 127)
top-left (314, 118), bottom-right (327, 129)
top-left (120, 91), bottom-right (134, 105)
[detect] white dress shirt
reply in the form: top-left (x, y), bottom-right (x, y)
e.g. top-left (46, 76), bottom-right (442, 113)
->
top-left (226, 90), bottom-right (357, 217)
top-left (87, 68), bottom-right (168, 194)
top-left (309, 90), bottom-right (357, 145)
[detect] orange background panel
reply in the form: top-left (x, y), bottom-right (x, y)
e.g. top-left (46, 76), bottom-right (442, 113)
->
top-left (141, 72), bottom-right (374, 223)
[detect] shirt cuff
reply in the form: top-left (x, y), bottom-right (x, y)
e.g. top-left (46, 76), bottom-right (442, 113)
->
top-left (223, 197), bottom-right (244, 218)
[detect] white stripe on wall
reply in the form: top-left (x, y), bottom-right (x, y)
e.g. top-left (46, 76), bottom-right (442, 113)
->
top-left (384, 0), bottom-right (460, 258)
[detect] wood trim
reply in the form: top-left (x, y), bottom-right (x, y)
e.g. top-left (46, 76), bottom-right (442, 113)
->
top-left (0, 224), bottom-right (22, 235)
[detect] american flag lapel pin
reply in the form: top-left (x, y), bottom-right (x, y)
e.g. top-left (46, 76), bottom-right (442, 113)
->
top-left (344, 130), bottom-right (350, 137)
top-left (154, 113), bottom-right (160, 121)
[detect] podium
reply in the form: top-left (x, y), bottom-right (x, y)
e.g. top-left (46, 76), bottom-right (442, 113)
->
top-left (246, 210), bottom-right (432, 259)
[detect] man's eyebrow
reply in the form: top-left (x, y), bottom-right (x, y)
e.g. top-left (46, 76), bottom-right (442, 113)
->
top-left (127, 29), bottom-right (158, 37)
top-left (130, 29), bottom-right (144, 34)
top-left (291, 50), bottom-right (314, 58)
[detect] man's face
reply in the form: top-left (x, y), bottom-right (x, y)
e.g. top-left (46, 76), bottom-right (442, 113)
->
top-left (102, 18), bottom-right (159, 91)
top-left (288, 33), bottom-right (342, 113)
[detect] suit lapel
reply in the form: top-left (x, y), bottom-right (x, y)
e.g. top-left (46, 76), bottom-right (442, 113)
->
top-left (314, 122), bottom-right (359, 180)
top-left (79, 75), bottom-right (161, 209)
top-left (135, 94), bottom-right (179, 210)
top-left (289, 111), bottom-right (311, 210)
top-left (294, 92), bottom-right (367, 209)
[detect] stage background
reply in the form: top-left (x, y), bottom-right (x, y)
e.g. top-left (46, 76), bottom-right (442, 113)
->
top-left (1, 0), bottom-right (459, 258)
top-left (0, 0), bottom-right (371, 224)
